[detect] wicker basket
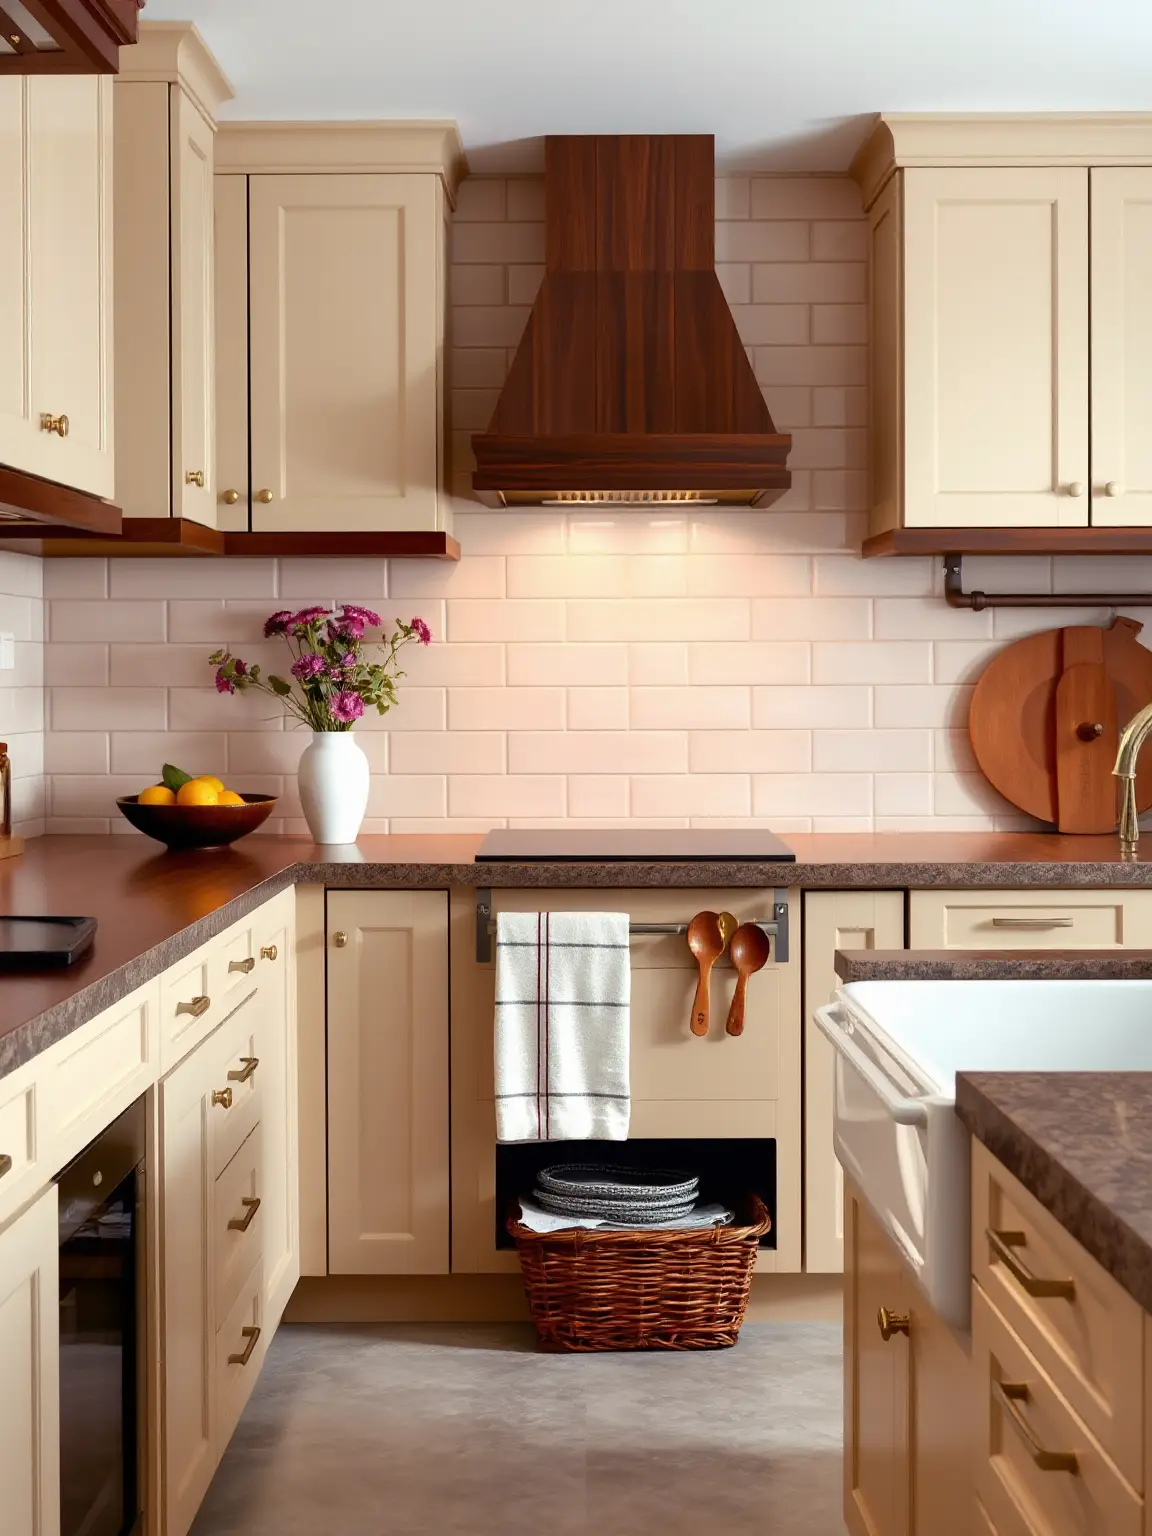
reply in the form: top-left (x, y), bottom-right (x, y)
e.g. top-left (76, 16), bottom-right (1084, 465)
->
top-left (508, 1195), bottom-right (771, 1351)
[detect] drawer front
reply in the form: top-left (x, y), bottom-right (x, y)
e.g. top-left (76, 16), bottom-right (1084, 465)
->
top-left (44, 978), bottom-right (159, 1169)
top-left (216, 1257), bottom-right (265, 1449)
top-left (215, 1123), bottom-right (264, 1323)
top-left (215, 921), bottom-right (259, 1013)
top-left (973, 1285), bottom-right (1142, 1536)
top-left (909, 890), bottom-right (1152, 950)
top-left (0, 1058), bottom-right (44, 1228)
top-left (973, 1141), bottom-right (1144, 1491)
top-left (202, 997), bottom-right (263, 1179)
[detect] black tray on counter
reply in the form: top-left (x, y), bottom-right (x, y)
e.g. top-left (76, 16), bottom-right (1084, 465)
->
top-left (0, 916), bottom-right (97, 970)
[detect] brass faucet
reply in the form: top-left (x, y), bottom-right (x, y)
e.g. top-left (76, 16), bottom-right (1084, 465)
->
top-left (1113, 702), bottom-right (1152, 857)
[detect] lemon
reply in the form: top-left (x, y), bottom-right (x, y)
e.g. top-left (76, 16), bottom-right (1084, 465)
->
top-left (192, 774), bottom-right (225, 794)
top-left (217, 790), bottom-right (245, 807)
top-left (138, 784), bottom-right (176, 806)
top-left (176, 779), bottom-right (220, 807)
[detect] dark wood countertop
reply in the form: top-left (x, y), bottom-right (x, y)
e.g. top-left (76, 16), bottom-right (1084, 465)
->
top-left (4, 828), bottom-right (1152, 1081)
top-left (956, 1072), bottom-right (1152, 1315)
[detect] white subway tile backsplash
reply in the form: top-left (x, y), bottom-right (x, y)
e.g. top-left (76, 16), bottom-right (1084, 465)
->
top-left (111, 731), bottom-right (227, 776)
top-left (629, 687), bottom-right (751, 730)
top-left (508, 644), bottom-right (629, 687)
top-left (567, 514), bottom-right (688, 556)
top-left (750, 178), bottom-right (863, 220)
top-left (109, 559), bottom-right (276, 601)
top-left (508, 732), bottom-right (688, 775)
top-left (168, 688), bottom-right (285, 732)
top-left (752, 773), bottom-right (872, 817)
top-left (874, 773), bottom-right (933, 816)
top-left (45, 732), bottom-right (109, 775)
top-left (448, 687), bottom-right (565, 730)
top-left (813, 555), bottom-right (933, 597)
top-left (813, 729), bottom-right (932, 772)
top-left (567, 599), bottom-right (749, 643)
top-left (53, 688), bottom-right (165, 731)
top-left (567, 688), bottom-right (630, 730)
top-left (447, 599), bottom-right (565, 643)
top-left (50, 600), bottom-right (164, 644)
top-left (628, 644), bottom-right (688, 686)
top-left (448, 775), bottom-right (564, 818)
top-left (874, 597), bottom-right (993, 641)
top-left (390, 557), bottom-right (505, 599)
top-left (715, 222), bottom-right (810, 263)
top-left (388, 731), bottom-right (504, 775)
top-left (751, 596), bottom-right (869, 640)
top-left (688, 641), bottom-right (809, 686)
top-left (874, 685), bottom-right (973, 729)
top-left (568, 775), bottom-right (629, 817)
top-left (506, 554), bottom-right (686, 599)
top-left (631, 774), bottom-right (751, 818)
top-left (752, 263), bottom-right (865, 305)
top-left (813, 642), bottom-right (931, 685)
top-left (752, 685), bottom-right (870, 729)
top-left (688, 730), bottom-right (811, 773)
top-left (686, 554), bottom-right (811, 597)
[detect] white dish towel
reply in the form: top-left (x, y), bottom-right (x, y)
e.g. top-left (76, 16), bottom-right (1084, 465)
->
top-left (495, 911), bottom-right (630, 1142)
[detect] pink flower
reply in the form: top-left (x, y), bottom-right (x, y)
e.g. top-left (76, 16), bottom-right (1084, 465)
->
top-left (263, 610), bottom-right (294, 638)
top-left (215, 667), bottom-right (235, 695)
top-left (410, 616), bottom-right (432, 646)
top-left (233, 659), bottom-right (248, 677)
top-left (330, 690), bottom-right (365, 724)
top-left (288, 606), bottom-right (330, 630)
top-left (291, 654), bottom-right (326, 680)
top-left (340, 603), bottom-right (382, 629)
top-left (339, 652), bottom-right (356, 669)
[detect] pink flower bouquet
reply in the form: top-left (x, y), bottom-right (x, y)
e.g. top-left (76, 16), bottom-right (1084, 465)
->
top-left (209, 605), bottom-right (432, 731)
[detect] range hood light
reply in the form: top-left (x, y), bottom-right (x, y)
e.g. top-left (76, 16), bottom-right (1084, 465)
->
top-left (540, 491), bottom-right (719, 507)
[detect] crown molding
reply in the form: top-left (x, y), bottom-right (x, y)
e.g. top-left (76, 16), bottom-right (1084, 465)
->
top-left (117, 20), bottom-right (233, 124)
top-left (215, 120), bottom-right (467, 205)
top-left (852, 112), bottom-right (1152, 208)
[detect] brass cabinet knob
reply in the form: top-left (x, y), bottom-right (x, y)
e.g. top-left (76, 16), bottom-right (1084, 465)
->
top-left (185, 470), bottom-right (205, 488)
top-left (333, 931), bottom-right (348, 948)
top-left (260, 944), bottom-right (278, 962)
top-left (1067, 481), bottom-right (1085, 498)
top-left (0, 1152), bottom-right (10, 1179)
top-left (40, 413), bottom-right (68, 438)
top-left (227, 1195), bottom-right (261, 1232)
top-left (211, 1086), bottom-right (233, 1109)
top-left (256, 488), bottom-right (274, 503)
top-left (221, 488), bottom-right (240, 505)
top-left (176, 995), bottom-right (211, 1018)
top-left (877, 1306), bottom-right (910, 1341)
top-left (229, 956), bottom-right (256, 975)
top-left (227, 1056), bottom-right (259, 1084)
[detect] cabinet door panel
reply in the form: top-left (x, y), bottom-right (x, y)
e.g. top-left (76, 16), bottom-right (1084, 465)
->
top-left (0, 1186), bottom-right (59, 1536)
top-left (805, 892), bottom-right (904, 1274)
top-left (845, 1182), bottom-right (910, 1536)
top-left (327, 890), bottom-right (450, 1274)
top-left (213, 174), bottom-right (249, 530)
top-left (247, 173), bottom-right (443, 532)
top-left (255, 892), bottom-right (299, 1330)
top-left (173, 88), bottom-right (216, 524)
top-left (28, 75), bottom-right (113, 498)
top-left (903, 167), bottom-right (1088, 529)
top-left (0, 80), bottom-right (33, 476)
top-left (1091, 168), bottom-right (1152, 527)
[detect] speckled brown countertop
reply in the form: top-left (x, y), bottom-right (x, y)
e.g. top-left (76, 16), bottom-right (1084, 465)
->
top-left (956, 1073), bottom-right (1152, 1313)
top-left (6, 828), bottom-right (1152, 1081)
top-left (835, 949), bottom-right (1152, 981)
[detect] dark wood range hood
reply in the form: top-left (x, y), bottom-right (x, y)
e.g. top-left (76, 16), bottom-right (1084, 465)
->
top-left (472, 134), bottom-right (792, 509)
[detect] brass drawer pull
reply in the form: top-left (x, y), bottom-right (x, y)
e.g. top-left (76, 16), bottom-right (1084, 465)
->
top-left (176, 995), bottom-right (211, 1019)
top-left (229, 957), bottom-right (256, 975)
top-left (877, 1306), bottom-right (909, 1341)
top-left (0, 1153), bottom-right (10, 1179)
top-left (227, 1196), bottom-right (261, 1232)
top-left (260, 944), bottom-right (278, 962)
top-left (987, 1229), bottom-right (1076, 1301)
top-left (990, 917), bottom-right (1074, 929)
top-left (211, 1087), bottom-right (233, 1109)
top-left (40, 412), bottom-right (68, 437)
top-left (185, 469), bottom-right (205, 487)
top-left (993, 1380), bottom-right (1079, 1474)
top-left (228, 1325), bottom-right (261, 1366)
top-left (227, 1056), bottom-right (258, 1085)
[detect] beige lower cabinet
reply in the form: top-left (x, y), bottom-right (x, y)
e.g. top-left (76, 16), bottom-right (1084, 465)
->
top-left (326, 890), bottom-right (450, 1275)
top-left (0, 1185), bottom-right (60, 1536)
top-left (450, 887), bottom-right (801, 1275)
top-left (804, 891), bottom-right (905, 1273)
top-left (844, 1180), bottom-right (974, 1536)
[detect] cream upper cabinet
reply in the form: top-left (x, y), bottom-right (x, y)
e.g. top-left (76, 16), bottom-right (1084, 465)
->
top-left (114, 23), bottom-right (232, 526)
top-left (871, 166), bottom-right (1090, 532)
top-left (0, 75), bottom-right (113, 499)
top-left (0, 1187), bottom-right (60, 1536)
top-left (1090, 168), bottom-right (1152, 528)
top-left (246, 173), bottom-right (447, 533)
top-left (326, 890), bottom-right (451, 1275)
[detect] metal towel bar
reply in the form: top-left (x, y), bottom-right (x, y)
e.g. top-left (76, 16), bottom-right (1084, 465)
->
top-left (474, 888), bottom-right (789, 965)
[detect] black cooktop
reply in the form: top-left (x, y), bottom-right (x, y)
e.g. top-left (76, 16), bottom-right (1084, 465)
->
top-left (475, 829), bottom-right (796, 863)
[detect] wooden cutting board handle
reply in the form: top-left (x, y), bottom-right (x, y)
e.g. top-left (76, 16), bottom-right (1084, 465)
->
top-left (1054, 627), bottom-right (1119, 833)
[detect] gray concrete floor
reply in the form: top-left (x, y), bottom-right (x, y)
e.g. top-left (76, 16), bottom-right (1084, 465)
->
top-left (191, 1321), bottom-right (846, 1535)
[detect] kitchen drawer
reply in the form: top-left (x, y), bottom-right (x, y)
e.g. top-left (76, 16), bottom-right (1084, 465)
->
top-left (43, 977), bottom-right (160, 1171)
top-left (973, 1284), bottom-right (1142, 1536)
top-left (201, 998), bottom-right (263, 1180)
top-left (216, 920), bottom-right (260, 1012)
top-left (0, 1055), bottom-right (45, 1229)
top-left (909, 890), bottom-right (1152, 950)
top-left (160, 942), bottom-right (218, 1070)
top-left (215, 1123), bottom-right (264, 1323)
top-left (216, 1257), bottom-right (265, 1449)
top-left (973, 1141), bottom-right (1143, 1492)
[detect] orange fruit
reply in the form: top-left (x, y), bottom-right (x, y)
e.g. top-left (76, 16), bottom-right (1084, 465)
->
top-left (176, 779), bottom-right (220, 807)
top-left (196, 775), bottom-right (225, 794)
top-left (138, 784), bottom-right (176, 806)
top-left (217, 790), bottom-right (245, 806)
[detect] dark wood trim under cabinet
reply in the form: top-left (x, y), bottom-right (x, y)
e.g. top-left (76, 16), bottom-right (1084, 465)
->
top-left (863, 526), bottom-right (1152, 558)
top-left (0, 518), bottom-right (462, 560)
top-left (0, 464), bottom-right (121, 535)
top-left (223, 531), bottom-right (461, 560)
top-left (0, 0), bottom-right (143, 74)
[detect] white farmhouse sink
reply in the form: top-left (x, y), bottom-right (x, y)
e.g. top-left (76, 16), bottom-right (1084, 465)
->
top-left (815, 979), bottom-right (1152, 1330)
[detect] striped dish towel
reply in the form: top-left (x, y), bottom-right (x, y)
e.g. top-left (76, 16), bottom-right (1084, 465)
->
top-left (494, 911), bottom-right (631, 1142)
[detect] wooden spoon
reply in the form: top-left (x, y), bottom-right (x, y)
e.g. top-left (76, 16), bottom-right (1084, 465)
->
top-left (726, 923), bottom-right (772, 1037)
top-left (686, 911), bottom-right (725, 1037)
top-left (717, 911), bottom-right (738, 955)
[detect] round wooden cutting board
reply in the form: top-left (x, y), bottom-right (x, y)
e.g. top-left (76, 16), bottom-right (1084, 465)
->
top-left (968, 616), bottom-right (1152, 833)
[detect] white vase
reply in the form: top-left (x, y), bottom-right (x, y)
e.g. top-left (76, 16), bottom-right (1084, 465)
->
top-left (297, 730), bottom-right (370, 844)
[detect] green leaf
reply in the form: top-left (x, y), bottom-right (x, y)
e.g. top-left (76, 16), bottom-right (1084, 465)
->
top-left (162, 762), bottom-right (193, 791)
top-left (268, 674), bottom-right (293, 697)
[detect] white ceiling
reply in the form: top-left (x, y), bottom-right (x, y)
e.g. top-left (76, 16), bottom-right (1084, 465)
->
top-left (145, 0), bottom-right (1152, 173)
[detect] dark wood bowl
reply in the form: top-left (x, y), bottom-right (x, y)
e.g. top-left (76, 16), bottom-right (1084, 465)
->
top-left (115, 793), bottom-right (278, 850)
